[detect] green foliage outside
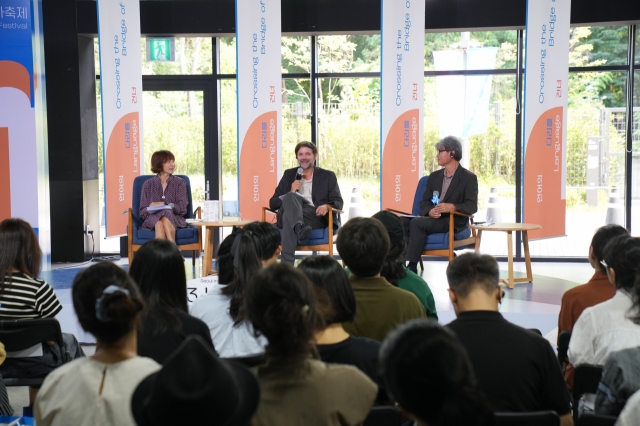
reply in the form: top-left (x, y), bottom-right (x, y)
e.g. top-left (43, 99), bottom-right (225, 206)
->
top-left (94, 27), bottom-right (633, 211)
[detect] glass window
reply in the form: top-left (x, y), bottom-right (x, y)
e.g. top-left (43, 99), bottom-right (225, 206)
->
top-left (282, 78), bottom-right (311, 166)
top-left (424, 74), bottom-right (517, 256)
top-left (636, 28), bottom-right (640, 65)
top-left (631, 71), bottom-right (640, 232)
top-left (425, 31), bottom-right (517, 71)
top-left (140, 37), bottom-right (213, 75)
top-left (221, 79), bottom-right (238, 217)
top-left (569, 26), bottom-right (629, 68)
top-left (318, 35), bottom-right (381, 73)
top-left (316, 77), bottom-right (381, 219)
top-left (528, 71), bottom-right (627, 257)
top-left (219, 37), bottom-right (236, 74)
top-left (282, 36), bottom-right (310, 74)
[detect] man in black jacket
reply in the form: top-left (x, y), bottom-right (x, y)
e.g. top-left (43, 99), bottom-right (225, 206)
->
top-left (404, 136), bottom-right (478, 273)
top-left (269, 141), bottom-right (343, 264)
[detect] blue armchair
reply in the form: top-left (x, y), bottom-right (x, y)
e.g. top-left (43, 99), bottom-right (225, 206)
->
top-left (127, 174), bottom-right (202, 265)
top-left (262, 205), bottom-right (342, 257)
top-left (387, 175), bottom-right (476, 265)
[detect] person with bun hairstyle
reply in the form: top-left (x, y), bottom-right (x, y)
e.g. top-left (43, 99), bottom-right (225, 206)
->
top-left (0, 218), bottom-right (84, 406)
top-left (298, 255), bottom-right (387, 402)
top-left (35, 262), bottom-right (160, 426)
top-left (380, 319), bottom-right (493, 426)
top-left (130, 239), bottom-right (214, 364)
top-left (190, 221), bottom-right (281, 358)
top-left (247, 263), bottom-right (377, 426)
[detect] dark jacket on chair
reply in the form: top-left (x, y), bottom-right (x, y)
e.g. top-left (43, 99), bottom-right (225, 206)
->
top-left (269, 167), bottom-right (343, 229)
top-left (419, 166), bottom-right (478, 233)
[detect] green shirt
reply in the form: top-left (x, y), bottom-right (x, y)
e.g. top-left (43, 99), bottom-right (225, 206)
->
top-left (343, 275), bottom-right (426, 342)
top-left (344, 267), bottom-right (438, 320)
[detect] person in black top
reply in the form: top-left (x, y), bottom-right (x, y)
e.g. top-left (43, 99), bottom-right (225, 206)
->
top-left (297, 255), bottom-right (386, 402)
top-left (130, 239), bottom-right (215, 363)
top-left (445, 253), bottom-right (573, 426)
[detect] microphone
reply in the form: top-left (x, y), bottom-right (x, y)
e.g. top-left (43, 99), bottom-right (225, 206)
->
top-left (431, 191), bottom-right (440, 205)
top-left (295, 168), bottom-right (303, 193)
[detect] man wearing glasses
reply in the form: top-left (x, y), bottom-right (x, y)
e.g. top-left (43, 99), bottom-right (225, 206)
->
top-left (404, 135), bottom-right (478, 273)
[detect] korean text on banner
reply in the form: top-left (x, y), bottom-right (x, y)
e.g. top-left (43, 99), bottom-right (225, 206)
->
top-left (236, 0), bottom-right (282, 221)
top-left (523, 0), bottom-right (570, 239)
top-left (380, 0), bottom-right (425, 212)
top-left (97, 0), bottom-right (143, 237)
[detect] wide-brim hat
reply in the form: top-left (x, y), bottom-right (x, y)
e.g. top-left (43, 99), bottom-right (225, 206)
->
top-left (132, 335), bottom-right (260, 426)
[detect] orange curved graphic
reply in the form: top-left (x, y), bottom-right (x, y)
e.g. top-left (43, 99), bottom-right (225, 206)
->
top-left (524, 106), bottom-right (565, 239)
top-left (240, 112), bottom-right (279, 220)
top-left (382, 109), bottom-right (421, 212)
top-left (105, 112), bottom-right (140, 235)
top-left (0, 61), bottom-right (31, 102)
top-left (0, 128), bottom-right (10, 222)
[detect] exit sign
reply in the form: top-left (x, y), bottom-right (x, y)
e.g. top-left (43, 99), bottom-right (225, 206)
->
top-left (146, 37), bottom-right (175, 62)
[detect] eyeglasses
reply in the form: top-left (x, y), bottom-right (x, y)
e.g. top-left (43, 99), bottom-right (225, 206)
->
top-left (600, 260), bottom-right (608, 268)
top-left (437, 149), bottom-right (450, 154)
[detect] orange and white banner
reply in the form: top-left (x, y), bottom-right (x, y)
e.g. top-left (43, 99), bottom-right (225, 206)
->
top-left (97, 0), bottom-right (143, 237)
top-left (523, 0), bottom-right (570, 239)
top-left (380, 0), bottom-right (424, 212)
top-left (236, 0), bottom-right (282, 220)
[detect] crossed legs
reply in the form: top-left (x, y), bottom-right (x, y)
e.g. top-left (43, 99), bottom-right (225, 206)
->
top-left (154, 217), bottom-right (176, 242)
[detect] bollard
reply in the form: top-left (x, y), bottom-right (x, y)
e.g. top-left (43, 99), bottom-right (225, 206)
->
top-left (485, 186), bottom-right (502, 223)
top-left (348, 186), bottom-right (365, 220)
top-left (605, 186), bottom-right (624, 226)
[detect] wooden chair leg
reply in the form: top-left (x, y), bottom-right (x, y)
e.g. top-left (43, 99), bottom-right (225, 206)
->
top-left (419, 258), bottom-right (424, 271)
top-left (192, 251), bottom-right (196, 267)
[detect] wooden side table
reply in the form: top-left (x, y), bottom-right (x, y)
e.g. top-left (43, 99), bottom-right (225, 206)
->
top-left (469, 223), bottom-right (542, 289)
top-left (190, 219), bottom-right (253, 276)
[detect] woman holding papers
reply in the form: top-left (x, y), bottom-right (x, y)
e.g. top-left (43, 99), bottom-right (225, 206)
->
top-left (139, 150), bottom-right (188, 242)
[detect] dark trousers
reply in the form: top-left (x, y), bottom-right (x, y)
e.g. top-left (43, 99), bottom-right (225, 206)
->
top-left (278, 193), bottom-right (327, 264)
top-left (403, 216), bottom-right (449, 263)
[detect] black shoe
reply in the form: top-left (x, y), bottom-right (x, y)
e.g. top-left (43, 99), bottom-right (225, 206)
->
top-left (296, 223), bottom-right (313, 240)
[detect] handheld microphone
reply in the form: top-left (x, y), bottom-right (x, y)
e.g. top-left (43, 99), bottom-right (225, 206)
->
top-left (295, 168), bottom-right (303, 192)
top-left (431, 191), bottom-right (440, 205)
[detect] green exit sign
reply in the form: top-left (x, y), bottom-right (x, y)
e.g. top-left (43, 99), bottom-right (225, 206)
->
top-left (146, 37), bottom-right (175, 62)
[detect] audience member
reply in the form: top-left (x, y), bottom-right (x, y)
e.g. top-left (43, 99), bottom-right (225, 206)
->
top-left (216, 226), bottom-right (242, 285)
top-left (129, 239), bottom-right (214, 363)
top-left (337, 217), bottom-right (425, 342)
top-left (247, 263), bottom-right (377, 426)
top-left (569, 235), bottom-right (640, 367)
top-left (371, 210), bottom-right (438, 318)
top-left (0, 218), bottom-right (84, 406)
top-left (380, 319), bottom-right (493, 426)
top-left (594, 265), bottom-right (640, 416)
top-left (131, 335), bottom-right (259, 426)
top-left (559, 224), bottom-right (627, 335)
top-left (35, 262), bottom-right (160, 426)
top-left (446, 253), bottom-right (573, 425)
top-left (298, 255), bottom-right (387, 402)
top-left (614, 389), bottom-right (640, 426)
top-left (189, 221), bottom-right (280, 357)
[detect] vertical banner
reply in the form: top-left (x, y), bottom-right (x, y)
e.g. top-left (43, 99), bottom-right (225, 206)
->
top-left (97, 0), bottom-right (143, 237)
top-left (380, 0), bottom-right (425, 212)
top-left (523, 0), bottom-right (570, 239)
top-left (0, 0), bottom-right (49, 255)
top-left (236, 0), bottom-right (282, 221)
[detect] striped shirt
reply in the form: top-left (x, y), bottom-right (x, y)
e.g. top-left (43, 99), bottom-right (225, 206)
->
top-left (0, 273), bottom-right (62, 319)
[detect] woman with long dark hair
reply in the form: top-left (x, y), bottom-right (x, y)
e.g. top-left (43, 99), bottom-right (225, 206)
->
top-left (35, 262), bottom-right (160, 426)
top-left (380, 319), bottom-right (493, 426)
top-left (0, 218), bottom-right (84, 406)
top-left (298, 255), bottom-right (387, 401)
top-left (129, 239), bottom-right (214, 363)
top-left (189, 221), bottom-right (281, 358)
top-left (247, 263), bottom-right (377, 426)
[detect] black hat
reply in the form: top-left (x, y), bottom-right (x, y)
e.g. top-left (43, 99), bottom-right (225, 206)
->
top-left (372, 211), bottom-right (405, 244)
top-left (132, 335), bottom-right (260, 426)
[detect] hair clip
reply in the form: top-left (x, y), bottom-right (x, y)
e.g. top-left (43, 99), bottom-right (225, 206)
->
top-left (95, 285), bottom-right (131, 323)
top-left (301, 304), bottom-right (310, 315)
